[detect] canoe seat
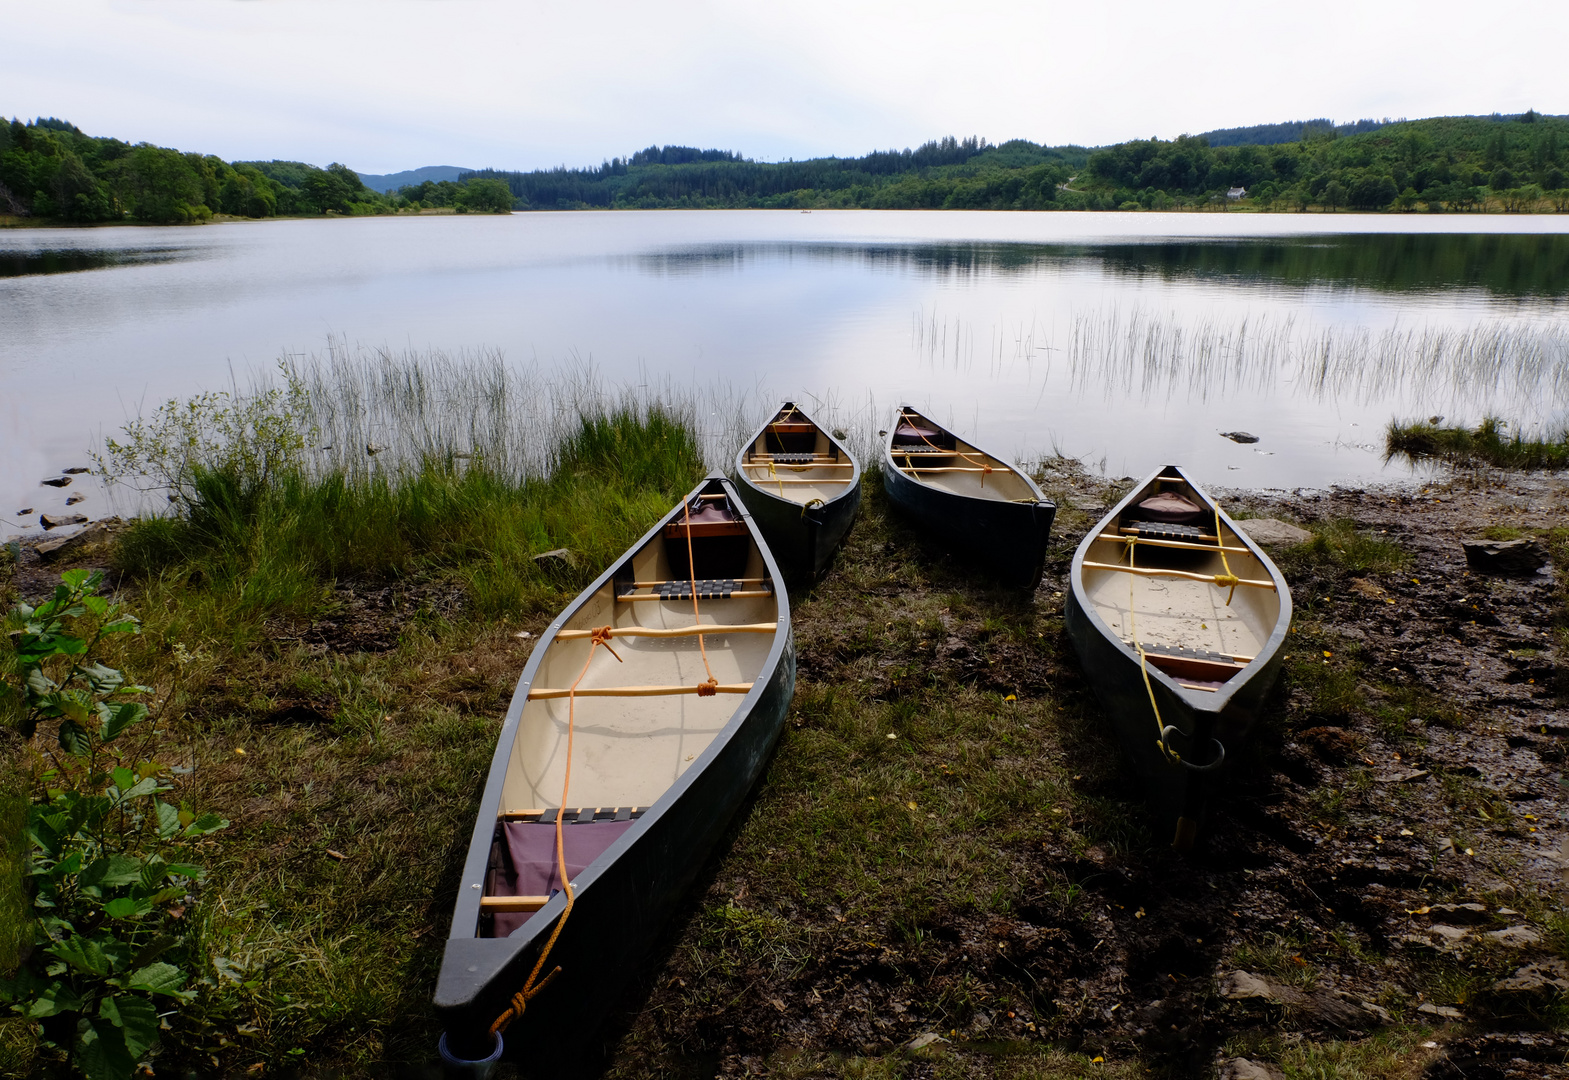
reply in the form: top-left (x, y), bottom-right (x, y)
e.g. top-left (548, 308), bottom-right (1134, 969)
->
top-left (1124, 520), bottom-right (1209, 541)
top-left (766, 452), bottom-right (821, 465)
top-left (618, 578), bottom-right (769, 601)
top-left (481, 818), bottom-right (636, 937)
top-left (501, 806), bottom-right (649, 822)
top-left (1129, 644), bottom-right (1249, 684)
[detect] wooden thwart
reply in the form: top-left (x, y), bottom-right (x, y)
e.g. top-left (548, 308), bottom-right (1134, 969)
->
top-left (1120, 525), bottom-right (1221, 542)
top-left (1097, 532), bottom-right (1251, 555)
top-left (897, 465), bottom-right (1001, 474)
top-left (739, 477), bottom-right (853, 484)
top-left (746, 459), bottom-right (853, 467)
top-left (527, 682), bottom-right (753, 700)
top-left (1082, 560), bottom-right (1276, 590)
top-left (554, 622), bottom-right (777, 640)
top-left (480, 896), bottom-right (549, 913)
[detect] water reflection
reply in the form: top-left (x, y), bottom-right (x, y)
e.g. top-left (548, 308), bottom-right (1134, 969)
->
top-left (635, 233), bottom-right (1569, 297)
top-left (0, 247), bottom-right (185, 278)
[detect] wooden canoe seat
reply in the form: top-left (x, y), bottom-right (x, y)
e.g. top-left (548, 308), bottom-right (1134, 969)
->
top-left (1127, 643), bottom-right (1250, 683)
top-left (555, 622), bottom-right (777, 640)
top-left (758, 452), bottom-right (826, 465)
top-left (767, 421), bottom-right (815, 436)
top-left (616, 578), bottom-right (772, 601)
top-left (1122, 520), bottom-right (1212, 542)
top-left (526, 682), bottom-right (754, 700)
top-left (501, 806), bottom-right (648, 823)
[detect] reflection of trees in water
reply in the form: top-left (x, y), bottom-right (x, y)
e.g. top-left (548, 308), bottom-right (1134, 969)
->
top-left (1060, 309), bottom-right (1569, 414)
top-left (0, 247), bottom-right (181, 277)
top-left (633, 235), bottom-right (1569, 298)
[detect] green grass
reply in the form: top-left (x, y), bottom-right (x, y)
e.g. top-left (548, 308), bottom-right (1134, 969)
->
top-left (1275, 519), bottom-right (1412, 578)
top-left (1386, 416), bottom-right (1569, 470)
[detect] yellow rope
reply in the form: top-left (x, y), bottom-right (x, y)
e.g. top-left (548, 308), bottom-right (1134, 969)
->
top-left (897, 411), bottom-right (994, 487)
top-left (1125, 536), bottom-right (1182, 766)
top-left (490, 625), bottom-right (622, 1036)
top-left (682, 498), bottom-right (720, 697)
top-left (768, 460), bottom-right (784, 498)
top-left (1212, 503), bottom-right (1239, 605)
top-left (801, 497), bottom-right (825, 520)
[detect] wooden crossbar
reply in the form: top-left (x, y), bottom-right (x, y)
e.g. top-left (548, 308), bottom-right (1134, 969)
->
top-left (632, 578), bottom-right (765, 587)
top-left (1120, 525), bottom-right (1220, 542)
top-left (619, 590), bottom-right (773, 602)
top-left (555, 622), bottom-right (777, 640)
top-left (897, 466), bottom-right (1001, 474)
top-left (527, 682), bottom-right (753, 700)
top-left (481, 896), bottom-right (548, 913)
top-left (1082, 560), bottom-right (1276, 591)
top-left (1097, 533), bottom-right (1251, 555)
top-left (1124, 643), bottom-right (1256, 664)
top-left (747, 457), bottom-right (849, 465)
top-left (741, 477), bottom-right (853, 485)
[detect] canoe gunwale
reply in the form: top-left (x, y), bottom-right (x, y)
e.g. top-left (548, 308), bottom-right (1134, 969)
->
top-left (434, 473), bottom-right (793, 1054)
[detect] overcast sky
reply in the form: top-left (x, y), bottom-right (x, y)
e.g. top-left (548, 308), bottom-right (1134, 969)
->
top-left (3, 1), bottom-right (1566, 175)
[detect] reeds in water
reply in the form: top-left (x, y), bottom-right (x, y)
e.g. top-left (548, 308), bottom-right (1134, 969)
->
top-left (1385, 416), bottom-right (1569, 470)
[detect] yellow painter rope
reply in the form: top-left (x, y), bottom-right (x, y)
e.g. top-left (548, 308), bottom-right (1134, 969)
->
top-left (1124, 536), bottom-right (1182, 766)
top-left (682, 498), bottom-right (720, 697)
top-left (898, 410), bottom-right (995, 487)
top-left (801, 497), bottom-right (825, 520)
top-left (1212, 503), bottom-right (1239, 605)
top-left (490, 625), bottom-right (622, 1036)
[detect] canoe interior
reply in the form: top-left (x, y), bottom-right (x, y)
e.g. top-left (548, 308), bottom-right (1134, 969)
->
top-left (485, 491), bottom-right (778, 936)
top-left (1080, 471), bottom-right (1280, 698)
top-left (738, 405), bottom-right (856, 506)
top-left (888, 407), bottom-right (1039, 504)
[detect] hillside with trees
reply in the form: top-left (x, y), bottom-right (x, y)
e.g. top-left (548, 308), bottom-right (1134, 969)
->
top-left (0, 118), bottom-right (516, 223)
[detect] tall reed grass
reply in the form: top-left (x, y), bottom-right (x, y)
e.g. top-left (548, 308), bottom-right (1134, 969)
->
top-left (1385, 416), bottom-right (1569, 470)
top-left (103, 341), bottom-right (885, 622)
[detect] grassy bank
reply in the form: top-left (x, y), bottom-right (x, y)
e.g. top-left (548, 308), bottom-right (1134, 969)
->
top-left (1386, 416), bottom-right (1569, 469)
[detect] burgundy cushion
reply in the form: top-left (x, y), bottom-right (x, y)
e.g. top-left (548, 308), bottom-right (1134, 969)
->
top-left (489, 820), bottom-right (634, 937)
top-left (1135, 492), bottom-right (1205, 524)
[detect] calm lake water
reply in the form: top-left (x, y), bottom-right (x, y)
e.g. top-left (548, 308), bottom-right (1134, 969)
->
top-left (3, 211), bottom-right (1568, 532)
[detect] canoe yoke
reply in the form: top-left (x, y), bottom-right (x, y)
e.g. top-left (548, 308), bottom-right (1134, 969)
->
top-left (764, 420), bottom-right (818, 455)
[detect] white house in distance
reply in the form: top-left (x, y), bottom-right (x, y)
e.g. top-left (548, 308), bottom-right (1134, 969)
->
top-left (1227, 186), bottom-right (1247, 200)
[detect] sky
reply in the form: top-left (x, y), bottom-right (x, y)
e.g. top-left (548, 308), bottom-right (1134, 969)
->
top-left (3, 0), bottom-right (1566, 175)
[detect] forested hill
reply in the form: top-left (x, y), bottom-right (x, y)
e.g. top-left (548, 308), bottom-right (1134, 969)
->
top-left (471, 113), bottom-right (1569, 213)
top-left (0, 117), bottom-right (514, 223)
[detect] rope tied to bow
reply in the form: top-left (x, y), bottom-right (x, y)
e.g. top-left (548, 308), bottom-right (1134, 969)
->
top-left (897, 410), bottom-right (998, 487)
top-left (490, 621), bottom-right (623, 1036)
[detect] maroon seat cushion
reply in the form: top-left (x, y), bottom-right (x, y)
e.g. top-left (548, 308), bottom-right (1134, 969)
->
top-left (1135, 492), bottom-right (1205, 524)
top-left (488, 820), bottom-right (634, 937)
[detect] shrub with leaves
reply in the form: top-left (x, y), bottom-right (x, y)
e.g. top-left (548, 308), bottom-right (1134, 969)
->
top-left (0, 570), bottom-right (227, 1080)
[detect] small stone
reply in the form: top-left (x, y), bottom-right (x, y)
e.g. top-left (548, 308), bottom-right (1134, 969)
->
top-left (1429, 902), bottom-right (1489, 925)
top-left (65, 495), bottom-right (86, 505)
top-left (61, 466), bottom-right (90, 474)
top-left (15, 507), bottom-right (32, 515)
top-left (1417, 1002), bottom-right (1463, 1020)
top-left (1485, 925), bottom-right (1541, 948)
top-left (1462, 538), bottom-right (1548, 576)
top-left (35, 518), bottom-right (123, 562)
top-left (1428, 924), bottom-right (1470, 943)
top-left (1491, 959), bottom-right (1569, 997)
top-left (39, 513), bottom-right (87, 529)
top-left (1219, 431), bottom-right (1260, 443)
top-left (366, 443), bottom-right (388, 455)
top-left (906, 1033), bottom-right (946, 1051)
top-left (532, 548), bottom-right (576, 567)
top-left (1219, 1058), bottom-right (1285, 1080)
top-left (1236, 518), bottom-right (1312, 545)
top-left (40, 476), bottom-right (71, 487)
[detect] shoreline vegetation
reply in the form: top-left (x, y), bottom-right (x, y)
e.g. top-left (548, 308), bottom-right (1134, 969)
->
top-left (4, 111), bottom-right (1569, 228)
top-left (3, 352), bottom-right (1568, 1078)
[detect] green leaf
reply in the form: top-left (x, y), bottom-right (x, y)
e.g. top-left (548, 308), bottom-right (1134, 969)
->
top-left (182, 813), bottom-right (228, 837)
top-left (58, 718), bottom-right (90, 756)
top-left (48, 935), bottom-right (112, 976)
top-left (155, 801), bottom-right (181, 840)
top-left (80, 661), bottom-right (124, 694)
top-left (110, 775), bottom-right (159, 804)
top-left (100, 702), bottom-right (149, 743)
top-left (121, 962), bottom-right (186, 999)
top-left (22, 981), bottom-right (83, 1018)
top-left (81, 854), bottom-right (144, 889)
top-left (100, 993), bottom-right (159, 1058)
top-left (102, 897), bottom-right (154, 920)
top-left (100, 617), bottom-right (141, 636)
top-left (164, 862), bottom-right (204, 880)
top-left (110, 766), bottom-right (135, 792)
top-left (61, 568), bottom-right (95, 590)
top-left (76, 1014), bottom-right (139, 1080)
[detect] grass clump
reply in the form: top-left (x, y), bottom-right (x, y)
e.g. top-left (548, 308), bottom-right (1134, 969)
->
top-left (1386, 416), bottom-right (1569, 470)
top-left (1276, 519), bottom-right (1411, 577)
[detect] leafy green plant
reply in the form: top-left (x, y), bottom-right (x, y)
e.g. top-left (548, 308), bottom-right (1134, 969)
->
top-left (0, 570), bottom-right (227, 1080)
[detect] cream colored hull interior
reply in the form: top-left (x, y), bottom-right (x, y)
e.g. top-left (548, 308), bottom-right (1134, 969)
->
top-left (740, 415), bottom-right (854, 505)
top-left (889, 413), bottom-right (1037, 503)
top-left (1081, 484), bottom-right (1280, 688)
top-left (501, 534), bottom-right (777, 813)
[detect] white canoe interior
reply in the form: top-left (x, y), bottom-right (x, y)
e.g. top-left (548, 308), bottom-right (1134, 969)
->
top-left (888, 408), bottom-right (1038, 504)
top-left (739, 404), bottom-right (856, 506)
top-left (1080, 475), bottom-right (1280, 692)
top-left (501, 510), bottom-right (778, 813)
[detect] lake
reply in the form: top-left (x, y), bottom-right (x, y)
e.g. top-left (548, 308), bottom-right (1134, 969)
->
top-left (3, 210), bottom-right (1568, 532)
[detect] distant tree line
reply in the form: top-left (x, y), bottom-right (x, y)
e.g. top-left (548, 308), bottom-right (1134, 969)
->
top-left (0, 117), bottom-right (517, 224)
top-left (464, 115), bottom-right (1569, 214)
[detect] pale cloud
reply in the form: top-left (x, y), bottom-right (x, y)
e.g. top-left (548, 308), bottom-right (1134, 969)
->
top-left (1, 0), bottom-right (1564, 173)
